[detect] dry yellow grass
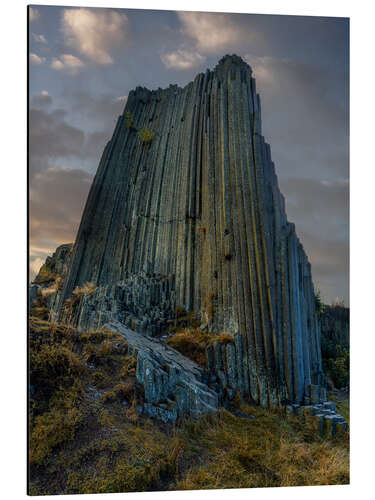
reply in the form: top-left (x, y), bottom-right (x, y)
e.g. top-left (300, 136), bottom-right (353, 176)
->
top-left (72, 281), bottom-right (96, 297)
top-left (175, 405), bottom-right (349, 490)
top-left (278, 439), bottom-right (349, 486)
top-left (166, 327), bottom-right (234, 366)
top-left (29, 316), bottom-right (349, 495)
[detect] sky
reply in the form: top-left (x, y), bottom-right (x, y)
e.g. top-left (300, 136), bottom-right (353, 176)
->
top-left (28, 5), bottom-right (349, 305)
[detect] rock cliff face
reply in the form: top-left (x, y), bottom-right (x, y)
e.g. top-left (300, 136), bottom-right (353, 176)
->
top-left (56, 55), bottom-right (325, 408)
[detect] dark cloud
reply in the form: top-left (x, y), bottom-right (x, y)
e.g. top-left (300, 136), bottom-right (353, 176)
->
top-left (280, 177), bottom-right (349, 233)
top-left (277, 177), bottom-right (349, 304)
top-left (66, 92), bottom-right (126, 126)
top-left (297, 230), bottom-right (349, 305)
top-left (247, 56), bottom-right (349, 182)
top-left (29, 92), bottom-right (122, 179)
top-left (28, 90), bottom-right (123, 278)
top-left (30, 167), bottom-right (93, 252)
top-left (29, 107), bottom-right (85, 176)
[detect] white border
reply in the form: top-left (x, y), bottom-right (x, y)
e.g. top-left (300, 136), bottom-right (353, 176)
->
top-left (1, 0), bottom-right (374, 499)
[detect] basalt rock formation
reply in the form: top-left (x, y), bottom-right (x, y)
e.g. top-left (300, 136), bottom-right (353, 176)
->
top-left (33, 243), bottom-right (72, 286)
top-left (52, 55), bottom-right (327, 410)
top-left (30, 243), bottom-right (73, 309)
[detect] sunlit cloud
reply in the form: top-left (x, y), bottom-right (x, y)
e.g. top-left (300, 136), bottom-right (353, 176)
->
top-left (29, 53), bottom-right (46, 65)
top-left (161, 49), bottom-right (206, 70)
top-left (177, 12), bottom-right (243, 54)
top-left (29, 7), bottom-right (40, 22)
top-left (62, 8), bottom-right (129, 65)
top-left (51, 54), bottom-right (84, 74)
top-left (244, 54), bottom-right (277, 86)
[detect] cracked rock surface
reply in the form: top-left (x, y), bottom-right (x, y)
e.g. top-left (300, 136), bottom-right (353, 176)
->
top-left (106, 320), bottom-right (218, 422)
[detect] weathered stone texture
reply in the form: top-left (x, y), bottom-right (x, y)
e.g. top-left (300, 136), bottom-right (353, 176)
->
top-left (60, 271), bottom-right (176, 334)
top-left (284, 401), bottom-right (348, 438)
top-left (106, 320), bottom-right (218, 422)
top-left (29, 284), bottom-right (40, 308)
top-left (54, 55), bottom-right (326, 407)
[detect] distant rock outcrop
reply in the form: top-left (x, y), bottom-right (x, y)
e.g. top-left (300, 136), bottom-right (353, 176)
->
top-left (30, 243), bottom-right (73, 309)
top-left (33, 243), bottom-right (72, 286)
top-left (41, 55), bottom-right (329, 413)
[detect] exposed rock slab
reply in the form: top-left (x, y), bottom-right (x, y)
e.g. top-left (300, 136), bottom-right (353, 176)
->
top-left (106, 320), bottom-right (219, 422)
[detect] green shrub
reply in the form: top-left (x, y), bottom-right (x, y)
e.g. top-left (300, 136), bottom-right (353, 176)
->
top-left (166, 327), bottom-right (234, 367)
top-left (323, 344), bottom-right (349, 389)
top-left (138, 126), bottom-right (153, 144)
top-left (314, 290), bottom-right (325, 316)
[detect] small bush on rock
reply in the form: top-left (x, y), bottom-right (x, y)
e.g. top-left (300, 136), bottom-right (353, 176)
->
top-left (138, 126), bottom-right (153, 144)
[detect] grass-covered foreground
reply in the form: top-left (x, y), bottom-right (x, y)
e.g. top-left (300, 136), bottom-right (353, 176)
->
top-left (28, 316), bottom-right (349, 495)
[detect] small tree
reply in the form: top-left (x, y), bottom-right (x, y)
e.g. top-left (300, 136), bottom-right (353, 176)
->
top-left (314, 289), bottom-right (325, 316)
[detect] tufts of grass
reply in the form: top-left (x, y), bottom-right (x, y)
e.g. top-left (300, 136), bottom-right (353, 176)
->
top-left (29, 396), bottom-right (84, 467)
top-left (328, 391), bottom-right (350, 424)
top-left (77, 330), bottom-right (106, 344)
top-left (62, 427), bottom-right (177, 495)
top-left (41, 282), bottom-right (58, 298)
top-left (30, 293), bottom-right (50, 320)
top-left (72, 281), bottom-right (96, 297)
top-left (174, 403), bottom-right (349, 490)
top-left (32, 263), bottom-right (56, 284)
top-left (101, 381), bottom-right (135, 403)
top-left (166, 327), bottom-right (209, 366)
top-left (166, 327), bottom-right (234, 366)
top-left (83, 341), bottom-right (121, 367)
top-left (30, 343), bottom-right (85, 397)
top-left (118, 354), bottom-right (137, 377)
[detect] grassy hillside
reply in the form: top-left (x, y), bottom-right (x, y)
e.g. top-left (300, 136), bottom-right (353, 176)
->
top-left (28, 312), bottom-right (349, 495)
